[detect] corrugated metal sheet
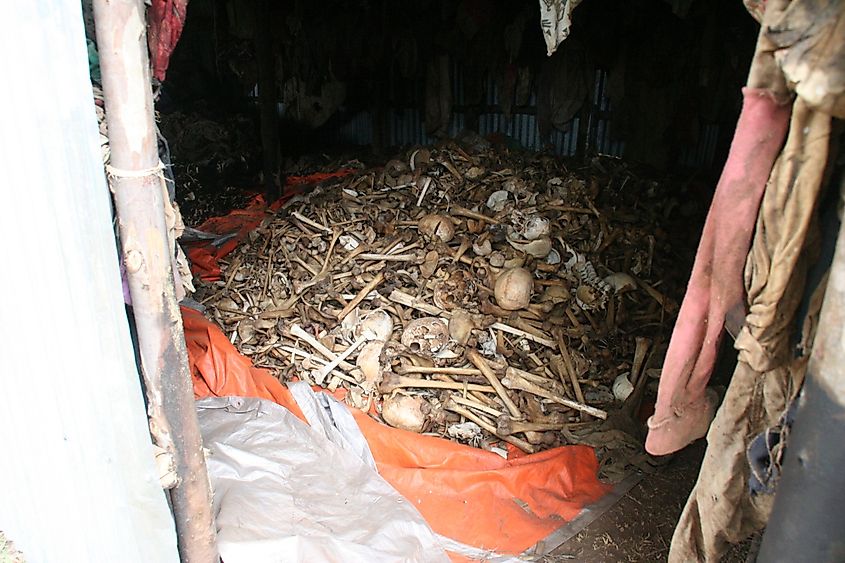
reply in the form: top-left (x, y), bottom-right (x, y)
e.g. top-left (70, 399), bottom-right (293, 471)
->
top-left (448, 112), bottom-right (466, 137)
top-left (335, 108), bottom-right (579, 156)
top-left (333, 65), bottom-right (717, 168)
top-left (680, 123), bottom-right (719, 168)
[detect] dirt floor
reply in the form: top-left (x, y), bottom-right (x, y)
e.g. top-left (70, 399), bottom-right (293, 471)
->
top-left (549, 440), bottom-right (758, 562)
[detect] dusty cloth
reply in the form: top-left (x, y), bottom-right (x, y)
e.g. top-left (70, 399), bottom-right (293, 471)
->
top-left (644, 86), bottom-right (791, 456)
top-left (497, 65), bottom-right (518, 120)
top-left (768, 0), bottom-right (845, 118)
top-left (747, 399), bottom-right (797, 495)
top-left (424, 55), bottom-right (452, 138)
top-left (743, 0), bottom-right (768, 23)
top-left (515, 67), bottom-right (533, 107)
top-left (538, 0), bottom-right (582, 56)
top-left (147, 0), bottom-right (189, 82)
top-left (664, 4), bottom-right (845, 557)
top-left (281, 78), bottom-right (347, 129)
top-left (645, 0), bottom-right (800, 454)
top-left (668, 97), bottom-right (833, 563)
top-left (604, 5), bottom-right (707, 169)
top-left (536, 41), bottom-right (590, 144)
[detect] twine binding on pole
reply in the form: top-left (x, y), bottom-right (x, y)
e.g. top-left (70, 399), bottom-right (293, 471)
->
top-left (106, 160), bottom-right (166, 179)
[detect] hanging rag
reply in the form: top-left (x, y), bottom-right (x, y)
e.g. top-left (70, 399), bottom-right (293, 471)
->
top-left (666, 0), bottom-right (845, 556)
top-left (148, 0), bottom-right (190, 82)
top-left (668, 93), bottom-right (834, 563)
top-left (538, 0), bottom-right (582, 56)
top-left (424, 55), bottom-right (452, 138)
top-left (644, 7), bottom-right (793, 455)
top-left (647, 0), bottom-right (845, 458)
top-left (644, 93), bottom-right (791, 455)
top-left (536, 41), bottom-right (589, 144)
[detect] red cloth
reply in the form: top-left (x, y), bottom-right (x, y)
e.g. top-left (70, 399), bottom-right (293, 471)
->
top-left (645, 88), bottom-right (791, 455)
top-left (148, 0), bottom-right (189, 82)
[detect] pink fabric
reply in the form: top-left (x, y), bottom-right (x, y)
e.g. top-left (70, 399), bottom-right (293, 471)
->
top-left (645, 88), bottom-right (791, 455)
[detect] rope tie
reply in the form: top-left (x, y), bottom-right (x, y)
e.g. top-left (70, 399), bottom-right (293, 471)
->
top-left (105, 160), bottom-right (165, 178)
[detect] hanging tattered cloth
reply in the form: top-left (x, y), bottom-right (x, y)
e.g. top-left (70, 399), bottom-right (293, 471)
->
top-left (646, 0), bottom-right (845, 458)
top-left (644, 86), bottom-right (791, 456)
top-left (669, 93), bottom-right (834, 563)
top-left (538, 0), bottom-right (582, 56)
top-left (536, 41), bottom-right (589, 143)
top-left (148, 0), bottom-right (189, 82)
top-left (667, 0), bottom-right (845, 559)
top-left (424, 56), bottom-right (452, 138)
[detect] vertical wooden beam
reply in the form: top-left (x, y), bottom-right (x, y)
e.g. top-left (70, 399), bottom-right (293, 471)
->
top-left (373, 0), bottom-right (389, 152)
top-left (255, 0), bottom-right (281, 201)
top-left (92, 0), bottom-right (218, 561)
top-left (575, 75), bottom-right (593, 159)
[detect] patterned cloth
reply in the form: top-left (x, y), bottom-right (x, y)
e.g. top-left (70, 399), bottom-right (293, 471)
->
top-left (538, 0), bottom-right (583, 56)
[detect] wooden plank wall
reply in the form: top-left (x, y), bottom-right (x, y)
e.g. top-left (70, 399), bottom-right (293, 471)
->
top-left (0, 2), bottom-right (179, 561)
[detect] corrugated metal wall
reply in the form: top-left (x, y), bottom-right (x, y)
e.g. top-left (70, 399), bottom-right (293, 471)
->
top-left (333, 65), bottom-right (717, 168)
top-left (334, 64), bottom-right (581, 156)
top-left (679, 122), bottom-right (719, 168)
top-left (589, 69), bottom-right (625, 157)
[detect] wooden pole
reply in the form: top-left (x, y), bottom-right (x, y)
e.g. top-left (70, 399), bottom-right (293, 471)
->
top-left (255, 0), bottom-right (281, 201)
top-left (92, 1), bottom-right (218, 561)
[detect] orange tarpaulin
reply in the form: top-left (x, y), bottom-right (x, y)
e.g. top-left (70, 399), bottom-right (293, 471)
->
top-left (183, 307), bottom-right (609, 554)
top-left (184, 195), bottom-right (278, 280)
top-left (184, 171), bottom-right (355, 281)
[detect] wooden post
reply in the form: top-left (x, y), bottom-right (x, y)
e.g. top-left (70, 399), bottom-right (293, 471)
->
top-left (92, 1), bottom-right (218, 561)
top-left (575, 74), bottom-right (593, 159)
top-left (255, 0), bottom-right (281, 201)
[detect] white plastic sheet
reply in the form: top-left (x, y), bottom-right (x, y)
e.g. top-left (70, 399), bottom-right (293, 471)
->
top-left (197, 396), bottom-right (449, 563)
top-left (287, 381), bottom-right (377, 469)
top-left (287, 384), bottom-right (527, 563)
